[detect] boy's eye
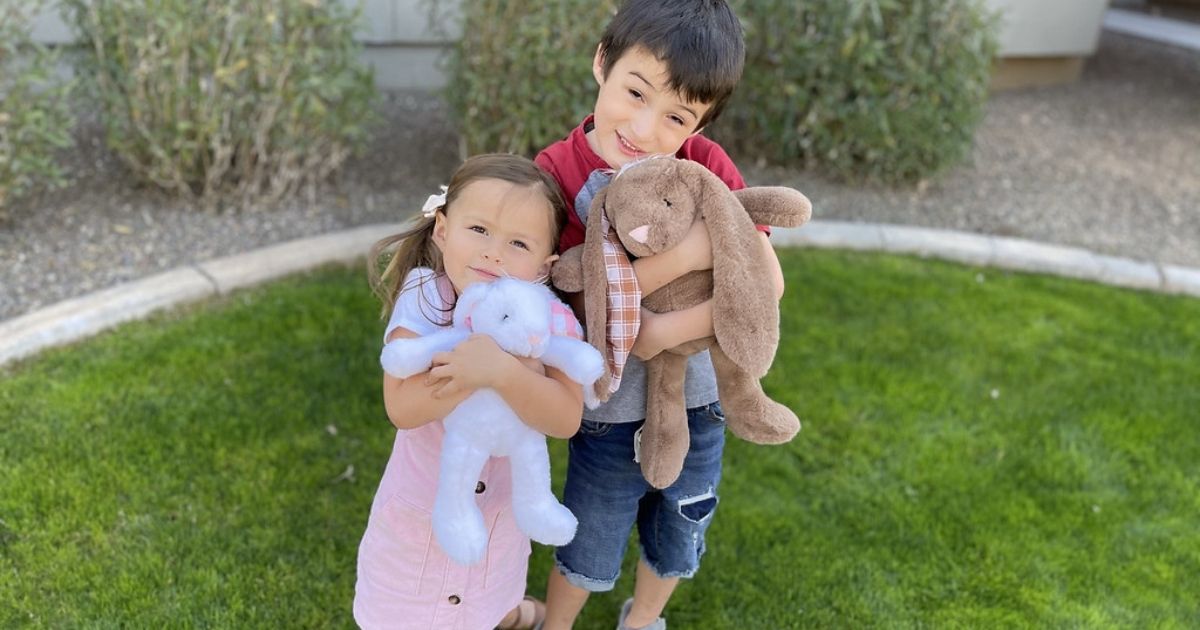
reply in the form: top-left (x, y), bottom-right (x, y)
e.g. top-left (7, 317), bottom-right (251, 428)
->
top-left (469, 225), bottom-right (487, 234)
top-left (628, 89), bottom-right (644, 101)
top-left (669, 115), bottom-right (686, 127)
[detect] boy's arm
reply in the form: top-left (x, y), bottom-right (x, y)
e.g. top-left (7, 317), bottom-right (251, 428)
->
top-left (632, 232), bottom-right (784, 360)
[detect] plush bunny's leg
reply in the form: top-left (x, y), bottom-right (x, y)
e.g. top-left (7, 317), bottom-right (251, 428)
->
top-left (509, 435), bottom-right (577, 546)
top-left (639, 352), bottom-right (691, 489)
top-left (432, 423), bottom-right (492, 565)
top-left (709, 345), bottom-right (800, 444)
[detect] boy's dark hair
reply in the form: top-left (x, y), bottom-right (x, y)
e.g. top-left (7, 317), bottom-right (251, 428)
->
top-left (598, 0), bottom-right (745, 130)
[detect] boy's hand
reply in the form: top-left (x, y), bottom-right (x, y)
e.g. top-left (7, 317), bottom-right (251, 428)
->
top-left (631, 308), bottom-right (676, 361)
top-left (671, 218), bottom-right (712, 273)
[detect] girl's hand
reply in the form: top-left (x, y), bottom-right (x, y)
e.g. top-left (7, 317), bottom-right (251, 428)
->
top-left (426, 335), bottom-right (543, 398)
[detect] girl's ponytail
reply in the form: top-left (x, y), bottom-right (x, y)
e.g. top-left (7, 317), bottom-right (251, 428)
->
top-left (368, 215), bottom-right (442, 318)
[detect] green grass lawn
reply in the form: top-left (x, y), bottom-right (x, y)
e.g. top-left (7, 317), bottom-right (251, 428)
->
top-left (2, 249), bottom-right (1198, 628)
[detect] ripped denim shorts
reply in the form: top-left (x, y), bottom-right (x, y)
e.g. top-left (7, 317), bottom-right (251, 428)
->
top-left (554, 402), bottom-right (727, 592)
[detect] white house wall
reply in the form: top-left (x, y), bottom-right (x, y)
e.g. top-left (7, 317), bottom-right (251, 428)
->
top-left (29, 0), bottom-right (461, 89)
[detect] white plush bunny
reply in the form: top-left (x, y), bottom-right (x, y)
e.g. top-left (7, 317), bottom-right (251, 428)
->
top-left (380, 277), bottom-right (604, 566)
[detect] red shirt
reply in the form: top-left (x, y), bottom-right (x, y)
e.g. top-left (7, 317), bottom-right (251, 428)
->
top-left (535, 115), bottom-right (762, 254)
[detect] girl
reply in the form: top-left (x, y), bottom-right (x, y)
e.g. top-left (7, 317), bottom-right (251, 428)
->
top-left (355, 154), bottom-right (582, 630)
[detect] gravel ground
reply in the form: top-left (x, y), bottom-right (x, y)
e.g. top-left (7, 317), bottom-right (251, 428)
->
top-left (2, 32), bottom-right (1198, 322)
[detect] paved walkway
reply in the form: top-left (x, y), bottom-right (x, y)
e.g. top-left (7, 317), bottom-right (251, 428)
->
top-left (3, 221), bottom-right (1198, 367)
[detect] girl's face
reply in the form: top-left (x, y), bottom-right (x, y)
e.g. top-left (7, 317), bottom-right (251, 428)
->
top-left (432, 178), bottom-right (559, 295)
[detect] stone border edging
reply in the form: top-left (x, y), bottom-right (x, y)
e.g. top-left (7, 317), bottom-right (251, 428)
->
top-left (2, 220), bottom-right (1199, 368)
top-left (0, 222), bottom-right (404, 367)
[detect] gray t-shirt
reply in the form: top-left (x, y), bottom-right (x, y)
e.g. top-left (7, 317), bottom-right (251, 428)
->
top-left (573, 170), bottom-right (719, 424)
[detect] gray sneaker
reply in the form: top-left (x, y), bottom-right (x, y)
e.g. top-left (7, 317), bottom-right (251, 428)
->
top-left (616, 597), bottom-right (666, 630)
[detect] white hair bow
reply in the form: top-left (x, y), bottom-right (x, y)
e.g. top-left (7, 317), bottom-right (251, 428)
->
top-left (421, 185), bottom-right (448, 218)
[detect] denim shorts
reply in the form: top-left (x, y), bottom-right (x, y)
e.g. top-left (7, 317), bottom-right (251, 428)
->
top-left (554, 402), bottom-right (726, 591)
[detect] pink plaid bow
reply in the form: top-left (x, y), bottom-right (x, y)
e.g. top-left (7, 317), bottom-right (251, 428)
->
top-left (600, 210), bottom-right (641, 394)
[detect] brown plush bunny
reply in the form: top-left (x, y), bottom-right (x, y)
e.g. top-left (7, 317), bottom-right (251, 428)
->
top-left (552, 157), bottom-right (812, 488)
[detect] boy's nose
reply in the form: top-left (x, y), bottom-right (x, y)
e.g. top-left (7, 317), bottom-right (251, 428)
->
top-left (631, 110), bottom-right (654, 141)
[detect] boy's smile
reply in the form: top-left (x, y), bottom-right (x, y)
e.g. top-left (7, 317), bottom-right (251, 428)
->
top-left (587, 45), bottom-right (712, 169)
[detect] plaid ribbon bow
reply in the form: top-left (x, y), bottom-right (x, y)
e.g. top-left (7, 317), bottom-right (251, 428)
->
top-left (600, 210), bottom-right (641, 394)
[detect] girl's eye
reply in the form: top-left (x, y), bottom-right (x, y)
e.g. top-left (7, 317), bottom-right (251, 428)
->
top-left (511, 240), bottom-right (530, 251)
top-left (469, 225), bottom-right (487, 234)
top-left (628, 89), bottom-right (643, 101)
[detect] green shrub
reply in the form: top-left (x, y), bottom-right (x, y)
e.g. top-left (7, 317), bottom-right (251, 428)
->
top-left (64, 0), bottom-right (377, 207)
top-left (0, 0), bottom-right (73, 214)
top-left (715, 0), bottom-right (998, 183)
top-left (434, 0), bottom-right (617, 156)
top-left (441, 0), bottom-right (997, 184)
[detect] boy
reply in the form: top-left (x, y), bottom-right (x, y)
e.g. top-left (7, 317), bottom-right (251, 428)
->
top-left (534, 1), bottom-right (784, 628)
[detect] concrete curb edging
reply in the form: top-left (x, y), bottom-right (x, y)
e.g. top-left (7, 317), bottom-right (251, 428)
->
top-left (0, 222), bottom-right (404, 367)
top-left (768, 221), bottom-right (1196, 296)
top-left (3, 220), bottom-right (1199, 368)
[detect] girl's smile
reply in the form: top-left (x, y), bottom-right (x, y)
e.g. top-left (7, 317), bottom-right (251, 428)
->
top-left (469, 266), bottom-right (501, 281)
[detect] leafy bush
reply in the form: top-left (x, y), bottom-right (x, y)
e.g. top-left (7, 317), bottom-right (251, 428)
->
top-left (64, 0), bottom-right (377, 207)
top-left (433, 0), bottom-right (617, 156)
top-left (440, 0), bottom-right (997, 184)
top-left (0, 0), bottom-right (73, 214)
top-left (715, 0), bottom-right (999, 183)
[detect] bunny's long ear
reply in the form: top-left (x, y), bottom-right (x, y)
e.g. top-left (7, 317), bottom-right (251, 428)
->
top-left (581, 188), bottom-right (616, 402)
top-left (702, 177), bottom-right (779, 379)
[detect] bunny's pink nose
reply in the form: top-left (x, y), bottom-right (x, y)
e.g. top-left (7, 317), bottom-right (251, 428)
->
top-left (628, 225), bottom-right (651, 244)
top-left (528, 334), bottom-right (543, 347)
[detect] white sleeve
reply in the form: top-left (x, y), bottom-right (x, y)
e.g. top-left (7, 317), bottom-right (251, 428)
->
top-left (383, 268), bottom-right (452, 343)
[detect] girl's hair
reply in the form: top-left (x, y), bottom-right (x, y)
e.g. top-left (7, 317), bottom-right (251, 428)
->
top-left (368, 153), bottom-right (569, 318)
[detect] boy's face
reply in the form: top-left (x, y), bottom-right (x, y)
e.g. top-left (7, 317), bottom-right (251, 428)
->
top-left (587, 45), bottom-right (712, 170)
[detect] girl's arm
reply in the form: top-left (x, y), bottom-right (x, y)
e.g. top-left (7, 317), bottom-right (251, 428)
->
top-left (427, 335), bottom-right (584, 439)
top-left (381, 327), bottom-right (474, 430)
top-left (493, 363), bottom-right (584, 439)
